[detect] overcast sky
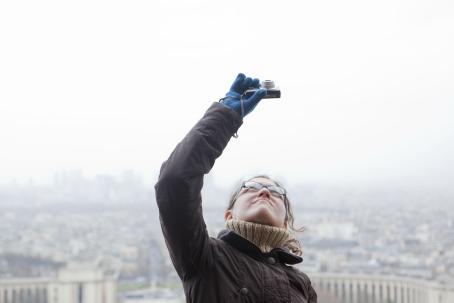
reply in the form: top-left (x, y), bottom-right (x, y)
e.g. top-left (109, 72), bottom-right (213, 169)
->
top-left (1, 0), bottom-right (453, 191)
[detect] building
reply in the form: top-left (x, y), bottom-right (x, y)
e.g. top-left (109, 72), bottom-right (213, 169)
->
top-left (0, 263), bottom-right (117, 303)
top-left (309, 272), bottom-right (454, 303)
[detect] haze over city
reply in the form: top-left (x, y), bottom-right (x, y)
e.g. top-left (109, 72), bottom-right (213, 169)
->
top-left (1, 0), bottom-right (453, 192)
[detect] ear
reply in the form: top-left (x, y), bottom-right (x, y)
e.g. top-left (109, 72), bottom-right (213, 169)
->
top-left (224, 210), bottom-right (233, 221)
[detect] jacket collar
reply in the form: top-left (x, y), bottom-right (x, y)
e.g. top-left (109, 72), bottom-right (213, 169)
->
top-left (217, 229), bottom-right (303, 265)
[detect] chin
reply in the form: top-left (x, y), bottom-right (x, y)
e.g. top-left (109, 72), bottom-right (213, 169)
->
top-left (243, 208), bottom-right (279, 227)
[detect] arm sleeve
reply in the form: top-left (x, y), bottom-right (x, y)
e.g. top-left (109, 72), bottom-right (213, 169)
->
top-left (154, 102), bottom-right (242, 281)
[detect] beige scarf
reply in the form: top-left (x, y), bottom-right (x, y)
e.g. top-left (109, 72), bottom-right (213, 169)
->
top-left (225, 219), bottom-right (291, 253)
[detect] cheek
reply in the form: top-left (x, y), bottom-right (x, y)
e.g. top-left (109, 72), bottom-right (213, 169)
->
top-left (231, 199), bottom-right (257, 221)
top-left (232, 202), bottom-right (248, 217)
top-left (231, 195), bottom-right (249, 214)
top-left (276, 201), bottom-right (287, 219)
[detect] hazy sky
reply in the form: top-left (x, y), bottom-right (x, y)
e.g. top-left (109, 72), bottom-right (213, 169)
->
top-left (1, 0), bottom-right (453, 190)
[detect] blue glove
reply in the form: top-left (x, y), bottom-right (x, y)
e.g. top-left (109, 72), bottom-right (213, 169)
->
top-left (220, 73), bottom-right (267, 117)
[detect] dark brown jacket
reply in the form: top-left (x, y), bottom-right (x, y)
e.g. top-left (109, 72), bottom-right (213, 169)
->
top-left (155, 103), bottom-right (317, 303)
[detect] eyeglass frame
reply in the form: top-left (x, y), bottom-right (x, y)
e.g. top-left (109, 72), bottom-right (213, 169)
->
top-left (236, 180), bottom-right (287, 201)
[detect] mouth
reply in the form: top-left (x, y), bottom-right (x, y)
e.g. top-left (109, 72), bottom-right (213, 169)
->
top-left (253, 198), bottom-right (272, 204)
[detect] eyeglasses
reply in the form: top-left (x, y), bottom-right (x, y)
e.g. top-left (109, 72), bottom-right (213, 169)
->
top-left (240, 181), bottom-right (286, 199)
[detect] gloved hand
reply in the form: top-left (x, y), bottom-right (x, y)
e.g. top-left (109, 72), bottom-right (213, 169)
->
top-left (220, 73), bottom-right (267, 117)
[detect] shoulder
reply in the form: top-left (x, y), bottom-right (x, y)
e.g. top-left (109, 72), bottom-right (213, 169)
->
top-left (292, 268), bottom-right (318, 302)
top-left (286, 266), bottom-right (316, 288)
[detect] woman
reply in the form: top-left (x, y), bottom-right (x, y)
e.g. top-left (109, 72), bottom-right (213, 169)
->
top-left (155, 73), bottom-right (317, 302)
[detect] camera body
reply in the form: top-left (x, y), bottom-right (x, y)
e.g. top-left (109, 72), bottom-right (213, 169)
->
top-left (244, 80), bottom-right (281, 99)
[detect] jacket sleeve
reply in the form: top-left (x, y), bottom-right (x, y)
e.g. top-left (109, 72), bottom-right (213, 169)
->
top-left (154, 102), bottom-right (242, 281)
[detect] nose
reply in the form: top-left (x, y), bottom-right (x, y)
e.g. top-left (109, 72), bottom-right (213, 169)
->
top-left (258, 187), bottom-right (271, 198)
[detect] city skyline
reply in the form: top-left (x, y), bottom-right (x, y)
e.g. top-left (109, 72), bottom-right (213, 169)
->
top-left (1, 170), bottom-right (453, 302)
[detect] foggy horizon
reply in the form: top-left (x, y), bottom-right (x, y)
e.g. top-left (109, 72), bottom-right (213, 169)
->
top-left (1, 169), bottom-right (452, 210)
top-left (0, 168), bottom-right (453, 191)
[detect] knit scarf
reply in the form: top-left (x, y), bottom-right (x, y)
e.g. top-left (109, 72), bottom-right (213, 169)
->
top-left (225, 219), bottom-right (291, 253)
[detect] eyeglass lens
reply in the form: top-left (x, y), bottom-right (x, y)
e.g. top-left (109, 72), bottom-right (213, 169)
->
top-left (243, 181), bottom-right (285, 197)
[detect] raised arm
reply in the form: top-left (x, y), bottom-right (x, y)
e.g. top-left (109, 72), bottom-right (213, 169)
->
top-left (154, 73), bottom-right (266, 281)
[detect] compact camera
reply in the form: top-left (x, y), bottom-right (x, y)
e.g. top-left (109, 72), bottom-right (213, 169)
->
top-left (244, 80), bottom-right (281, 99)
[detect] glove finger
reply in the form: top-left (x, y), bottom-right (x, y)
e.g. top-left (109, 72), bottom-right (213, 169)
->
top-left (242, 77), bottom-right (253, 91)
top-left (244, 88), bottom-right (267, 113)
top-left (230, 73), bottom-right (246, 93)
top-left (251, 78), bottom-right (260, 88)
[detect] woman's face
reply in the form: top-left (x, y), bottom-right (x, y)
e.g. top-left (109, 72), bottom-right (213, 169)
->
top-left (224, 177), bottom-right (287, 228)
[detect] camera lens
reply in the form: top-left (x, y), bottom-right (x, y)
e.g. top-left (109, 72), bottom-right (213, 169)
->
top-left (261, 80), bottom-right (275, 89)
